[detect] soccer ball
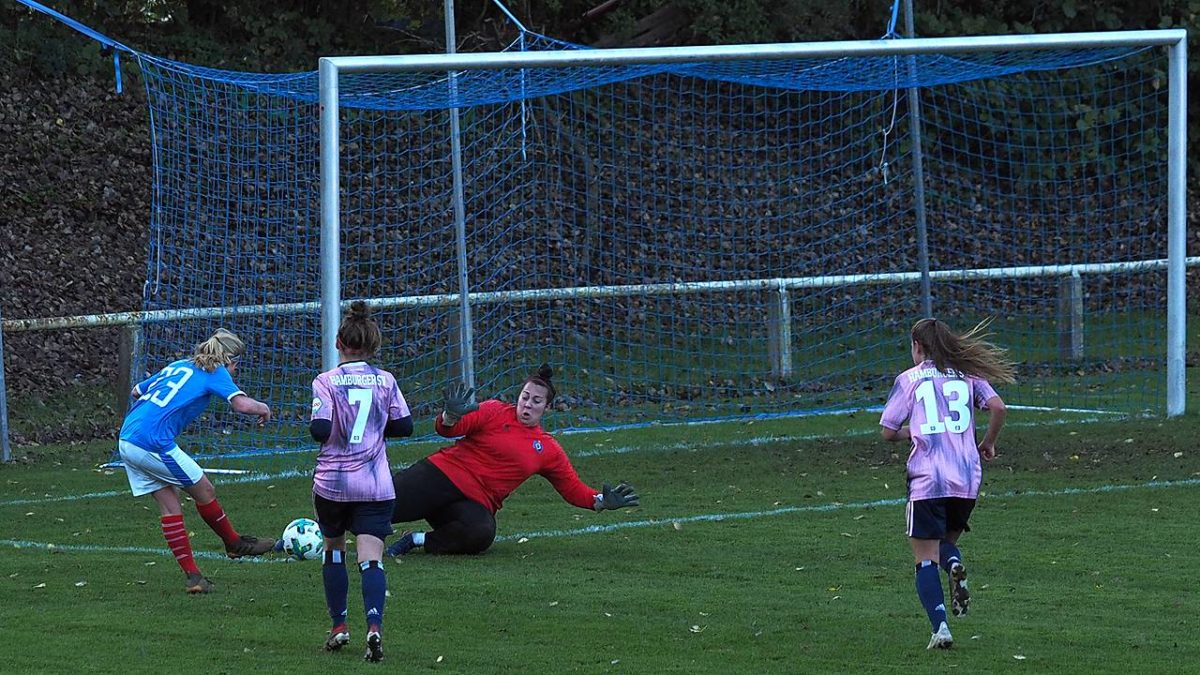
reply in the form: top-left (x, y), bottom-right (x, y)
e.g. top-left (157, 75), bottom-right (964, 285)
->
top-left (281, 517), bottom-right (324, 561)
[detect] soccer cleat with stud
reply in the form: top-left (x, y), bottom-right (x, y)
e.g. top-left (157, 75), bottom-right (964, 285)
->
top-left (225, 535), bottom-right (277, 559)
top-left (949, 562), bottom-right (970, 617)
top-left (184, 573), bottom-right (214, 594)
top-left (363, 631), bottom-right (383, 662)
top-left (926, 621), bottom-right (953, 650)
top-left (325, 625), bottom-right (350, 652)
top-left (385, 531), bottom-right (416, 558)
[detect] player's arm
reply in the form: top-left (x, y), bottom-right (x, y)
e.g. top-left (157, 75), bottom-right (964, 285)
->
top-left (214, 366), bottom-right (269, 425)
top-left (385, 415), bottom-right (413, 438)
top-left (310, 378), bottom-right (332, 442)
top-left (879, 377), bottom-right (911, 442)
top-left (310, 419), bottom-right (332, 442)
top-left (386, 383), bottom-right (414, 438)
top-left (541, 443), bottom-right (640, 511)
top-left (977, 395), bottom-right (1007, 461)
top-left (231, 393), bottom-right (271, 425)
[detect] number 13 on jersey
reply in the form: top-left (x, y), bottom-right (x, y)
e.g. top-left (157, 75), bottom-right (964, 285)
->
top-left (914, 379), bottom-right (972, 436)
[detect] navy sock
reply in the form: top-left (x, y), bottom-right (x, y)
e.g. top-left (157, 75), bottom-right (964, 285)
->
top-left (360, 560), bottom-right (386, 631)
top-left (915, 560), bottom-right (947, 630)
top-left (939, 541), bottom-right (962, 573)
top-left (323, 549), bottom-right (348, 627)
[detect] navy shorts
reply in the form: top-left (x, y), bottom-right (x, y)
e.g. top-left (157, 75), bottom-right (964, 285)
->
top-left (313, 493), bottom-right (395, 540)
top-left (906, 497), bottom-right (975, 539)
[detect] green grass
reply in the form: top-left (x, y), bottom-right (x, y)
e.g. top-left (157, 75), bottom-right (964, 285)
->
top-left (2, 374), bottom-right (1200, 673)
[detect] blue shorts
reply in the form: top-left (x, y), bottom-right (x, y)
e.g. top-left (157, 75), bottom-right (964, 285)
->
top-left (906, 497), bottom-right (976, 539)
top-left (313, 493), bottom-right (395, 540)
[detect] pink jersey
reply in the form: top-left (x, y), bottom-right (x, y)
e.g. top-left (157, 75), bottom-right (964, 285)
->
top-left (310, 361), bottom-right (410, 502)
top-left (880, 360), bottom-right (999, 501)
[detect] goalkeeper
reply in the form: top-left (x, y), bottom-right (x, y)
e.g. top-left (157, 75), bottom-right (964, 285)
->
top-left (385, 364), bottom-right (639, 557)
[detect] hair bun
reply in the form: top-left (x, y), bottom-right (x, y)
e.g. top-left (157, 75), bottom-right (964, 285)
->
top-left (349, 300), bottom-right (370, 319)
top-left (536, 364), bottom-right (553, 381)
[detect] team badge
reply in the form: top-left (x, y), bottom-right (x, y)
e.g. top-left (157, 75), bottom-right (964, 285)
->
top-left (533, 440), bottom-right (543, 453)
top-left (311, 397), bottom-right (323, 416)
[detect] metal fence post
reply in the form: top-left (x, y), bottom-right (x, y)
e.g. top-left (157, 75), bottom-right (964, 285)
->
top-left (0, 305), bottom-right (11, 462)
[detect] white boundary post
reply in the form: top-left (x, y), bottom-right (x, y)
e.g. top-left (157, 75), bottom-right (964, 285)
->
top-left (319, 58), bottom-right (341, 371)
top-left (901, 0), bottom-right (933, 318)
top-left (444, 0), bottom-right (477, 390)
top-left (1166, 37), bottom-right (1188, 417)
top-left (0, 303), bottom-right (11, 462)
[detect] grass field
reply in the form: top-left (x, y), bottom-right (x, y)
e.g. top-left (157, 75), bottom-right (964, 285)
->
top-left (2, 380), bottom-right (1199, 673)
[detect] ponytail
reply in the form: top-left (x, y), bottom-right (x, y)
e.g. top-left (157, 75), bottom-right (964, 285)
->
top-left (911, 318), bottom-right (1016, 384)
top-left (192, 328), bottom-right (244, 372)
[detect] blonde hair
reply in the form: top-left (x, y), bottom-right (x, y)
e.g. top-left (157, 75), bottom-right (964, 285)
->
top-left (911, 318), bottom-right (1016, 384)
top-left (192, 328), bottom-right (245, 372)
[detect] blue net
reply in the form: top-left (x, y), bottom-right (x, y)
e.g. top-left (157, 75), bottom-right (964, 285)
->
top-left (125, 33), bottom-right (1173, 462)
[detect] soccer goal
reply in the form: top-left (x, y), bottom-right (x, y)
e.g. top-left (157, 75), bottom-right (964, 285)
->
top-left (115, 28), bottom-right (1188, 460)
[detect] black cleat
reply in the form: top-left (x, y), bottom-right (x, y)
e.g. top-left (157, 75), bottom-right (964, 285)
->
top-left (363, 631), bottom-right (383, 662)
top-left (185, 573), bottom-right (214, 594)
top-left (225, 535), bottom-right (277, 559)
top-left (325, 625), bottom-right (350, 652)
top-left (949, 562), bottom-right (970, 617)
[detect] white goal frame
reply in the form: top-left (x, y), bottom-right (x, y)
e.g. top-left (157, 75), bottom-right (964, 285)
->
top-left (316, 29), bottom-right (1189, 415)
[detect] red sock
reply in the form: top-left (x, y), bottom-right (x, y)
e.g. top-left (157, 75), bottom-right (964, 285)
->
top-left (161, 514), bottom-right (201, 576)
top-left (196, 498), bottom-right (240, 545)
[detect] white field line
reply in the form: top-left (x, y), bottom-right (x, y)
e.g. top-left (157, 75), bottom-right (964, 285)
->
top-left (496, 477), bottom-right (1200, 542)
top-left (0, 414), bottom-right (1124, 508)
top-left (3, 477), bottom-right (1197, 561)
top-left (0, 539), bottom-right (287, 563)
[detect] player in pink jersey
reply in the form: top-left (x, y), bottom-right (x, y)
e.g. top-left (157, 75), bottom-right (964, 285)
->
top-left (880, 318), bottom-right (1013, 650)
top-left (308, 301), bottom-right (413, 662)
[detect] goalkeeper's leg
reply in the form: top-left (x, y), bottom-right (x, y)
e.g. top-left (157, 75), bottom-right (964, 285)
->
top-left (423, 500), bottom-right (497, 555)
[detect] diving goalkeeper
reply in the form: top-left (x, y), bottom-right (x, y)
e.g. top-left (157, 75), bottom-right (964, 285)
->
top-left (385, 364), bottom-right (640, 557)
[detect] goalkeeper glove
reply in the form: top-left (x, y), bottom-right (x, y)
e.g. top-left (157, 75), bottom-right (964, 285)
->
top-left (594, 482), bottom-right (640, 511)
top-left (441, 382), bottom-right (479, 426)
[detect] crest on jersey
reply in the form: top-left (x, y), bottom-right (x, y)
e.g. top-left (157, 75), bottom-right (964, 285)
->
top-left (532, 440), bottom-right (543, 453)
top-left (311, 397), bottom-right (323, 416)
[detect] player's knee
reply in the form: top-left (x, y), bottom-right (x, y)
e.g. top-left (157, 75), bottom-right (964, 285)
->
top-left (460, 523), bottom-right (496, 554)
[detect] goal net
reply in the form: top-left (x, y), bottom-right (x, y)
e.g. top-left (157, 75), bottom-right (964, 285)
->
top-left (131, 31), bottom-right (1187, 460)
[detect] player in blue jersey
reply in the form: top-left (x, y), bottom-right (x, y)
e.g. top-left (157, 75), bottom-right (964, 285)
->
top-left (307, 301), bottom-right (413, 662)
top-left (118, 328), bottom-right (277, 594)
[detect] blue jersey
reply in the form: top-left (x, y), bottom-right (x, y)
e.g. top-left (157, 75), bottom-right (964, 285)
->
top-left (120, 359), bottom-right (244, 452)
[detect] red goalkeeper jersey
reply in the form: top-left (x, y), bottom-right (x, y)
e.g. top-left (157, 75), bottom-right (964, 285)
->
top-left (427, 400), bottom-right (597, 514)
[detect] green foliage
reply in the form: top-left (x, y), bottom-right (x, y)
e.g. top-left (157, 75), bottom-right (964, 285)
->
top-left (919, 0), bottom-right (1199, 177)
